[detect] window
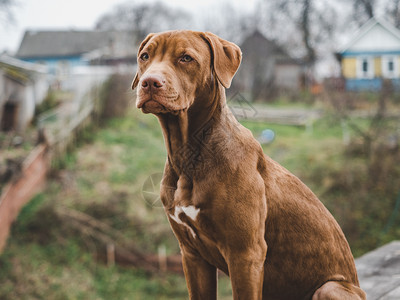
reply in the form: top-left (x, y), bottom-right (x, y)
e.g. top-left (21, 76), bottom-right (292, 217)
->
top-left (382, 56), bottom-right (398, 79)
top-left (357, 57), bottom-right (374, 79)
top-left (388, 61), bottom-right (394, 72)
top-left (362, 60), bottom-right (368, 73)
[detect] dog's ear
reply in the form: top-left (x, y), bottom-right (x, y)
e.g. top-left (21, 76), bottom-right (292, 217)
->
top-left (132, 33), bottom-right (155, 90)
top-left (202, 32), bottom-right (242, 88)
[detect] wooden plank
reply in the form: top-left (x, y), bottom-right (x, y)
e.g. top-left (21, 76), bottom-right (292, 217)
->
top-left (0, 145), bottom-right (48, 252)
top-left (356, 241), bottom-right (400, 300)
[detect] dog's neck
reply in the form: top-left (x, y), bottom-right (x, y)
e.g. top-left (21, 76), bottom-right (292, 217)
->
top-left (157, 84), bottom-right (236, 179)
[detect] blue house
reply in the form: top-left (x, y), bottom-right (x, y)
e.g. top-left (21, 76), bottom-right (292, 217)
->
top-left (337, 18), bottom-right (400, 91)
top-left (16, 30), bottom-right (136, 75)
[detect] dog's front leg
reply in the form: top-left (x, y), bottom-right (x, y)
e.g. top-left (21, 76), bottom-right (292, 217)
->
top-left (226, 245), bottom-right (267, 300)
top-left (181, 249), bottom-right (217, 300)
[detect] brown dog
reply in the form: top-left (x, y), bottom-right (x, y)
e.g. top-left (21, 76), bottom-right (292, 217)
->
top-left (132, 30), bottom-right (366, 300)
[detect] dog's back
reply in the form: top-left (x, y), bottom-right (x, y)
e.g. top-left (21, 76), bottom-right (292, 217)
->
top-left (259, 154), bottom-right (360, 299)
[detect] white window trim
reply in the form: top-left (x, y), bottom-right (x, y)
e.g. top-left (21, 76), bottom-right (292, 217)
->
top-left (356, 56), bottom-right (374, 79)
top-left (381, 55), bottom-right (399, 79)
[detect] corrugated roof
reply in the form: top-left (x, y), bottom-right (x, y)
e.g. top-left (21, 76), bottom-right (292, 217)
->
top-left (0, 54), bottom-right (47, 73)
top-left (16, 30), bottom-right (137, 59)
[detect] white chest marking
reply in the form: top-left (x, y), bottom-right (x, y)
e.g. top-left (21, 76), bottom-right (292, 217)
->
top-left (169, 205), bottom-right (200, 238)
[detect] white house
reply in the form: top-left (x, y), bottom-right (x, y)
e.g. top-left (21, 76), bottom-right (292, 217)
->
top-left (0, 55), bottom-right (48, 132)
top-left (337, 18), bottom-right (400, 91)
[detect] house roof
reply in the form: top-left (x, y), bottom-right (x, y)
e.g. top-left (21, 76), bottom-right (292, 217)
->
top-left (240, 30), bottom-right (300, 64)
top-left (340, 18), bottom-right (400, 54)
top-left (0, 54), bottom-right (47, 74)
top-left (0, 54), bottom-right (48, 85)
top-left (16, 30), bottom-right (137, 59)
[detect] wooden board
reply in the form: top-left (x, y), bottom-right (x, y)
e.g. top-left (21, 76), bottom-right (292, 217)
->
top-left (356, 241), bottom-right (400, 300)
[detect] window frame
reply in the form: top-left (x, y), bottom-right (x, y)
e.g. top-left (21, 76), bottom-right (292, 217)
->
top-left (356, 56), bottom-right (374, 79)
top-left (381, 55), bottom-right (398, 79)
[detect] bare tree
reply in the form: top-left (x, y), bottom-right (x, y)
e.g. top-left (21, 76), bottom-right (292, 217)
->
top-left (345, 0), bottom-right (400, 28)
top-left (200, 2), bottom-right (256, 44)
top-left (301, 0), bottom-right (315, 63)
top-left (385, 0), bottom-right (400, 27)
top-left (263, 0), bottom-right (338, 65)
top-left (0, 0), bottom-right (16, 24)
top-left (352, 0), bottom-right (376, 25)
top-left (95, 2), bottom-right (193, 42)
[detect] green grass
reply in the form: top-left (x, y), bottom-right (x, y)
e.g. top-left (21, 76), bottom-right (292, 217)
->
top-left (0, 108), bottom-right (235, 299)
top-left (1, 103), bottom-right (398, 298)
top-left (0, 239), bottom-right (189, 300)
top-left (241, 116), bottom-right (346, 189)
top-left (240, 114), bottom-right (400, 257)
top-left (0, 108), bottom-right (346, 299)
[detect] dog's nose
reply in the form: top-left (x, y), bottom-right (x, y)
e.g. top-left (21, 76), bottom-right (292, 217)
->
top-left (141, 75), bottom-right (165, 90)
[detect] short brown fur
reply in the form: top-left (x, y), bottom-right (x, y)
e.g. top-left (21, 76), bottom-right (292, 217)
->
top-left (132, 30), bottom-right (366, 300)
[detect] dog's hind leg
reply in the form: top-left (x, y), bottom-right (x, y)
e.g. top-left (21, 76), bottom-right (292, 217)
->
top-left (312, 281), bottom-right (366, 300)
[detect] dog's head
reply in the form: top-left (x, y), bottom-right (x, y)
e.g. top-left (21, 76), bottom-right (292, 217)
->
top-left (132, 30), bottom-right (241, 115)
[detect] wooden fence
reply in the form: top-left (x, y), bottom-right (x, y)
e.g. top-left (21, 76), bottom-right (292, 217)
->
top-left (0, 145), bottom-right (48, 252)
top-left (0, 70), bottom-right (111, 253)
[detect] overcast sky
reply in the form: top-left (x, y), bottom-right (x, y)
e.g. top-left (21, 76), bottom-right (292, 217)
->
top-left (0, 0), bottom-right (258, 54)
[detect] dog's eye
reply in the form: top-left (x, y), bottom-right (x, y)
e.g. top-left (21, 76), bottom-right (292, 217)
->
top-left (140, 52), bottom-right (149, 61)
top-left (180, 55), bottom-right (193, 63)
